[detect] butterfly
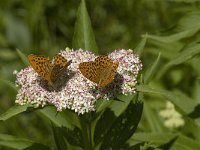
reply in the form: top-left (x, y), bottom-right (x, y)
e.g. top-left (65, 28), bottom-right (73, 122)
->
top-left (79, 55), bottom-right (119, 87)
top-left (28, 54), bottom-right (71, 86)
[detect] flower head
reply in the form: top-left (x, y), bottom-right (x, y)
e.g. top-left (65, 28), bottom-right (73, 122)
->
top-left (159, 101), bottom-right (185, 129)
top-left (15, 48), bottom-right (142, 114)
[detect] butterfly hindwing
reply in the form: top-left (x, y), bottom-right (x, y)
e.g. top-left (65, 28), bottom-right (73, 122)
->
top-left (99, 61), bottom-right (119, 87)
top-left (51, 54), bottom-right (71, 82)
top-left (95, 56), bottom-right (119, 87)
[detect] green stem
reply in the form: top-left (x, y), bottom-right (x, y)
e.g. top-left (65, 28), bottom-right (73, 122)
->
top-left (80, 114), bottom-right (92, 150)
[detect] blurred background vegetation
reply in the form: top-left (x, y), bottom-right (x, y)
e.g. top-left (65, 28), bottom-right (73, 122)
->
top-left (1, 0), bottom-right (200, 149)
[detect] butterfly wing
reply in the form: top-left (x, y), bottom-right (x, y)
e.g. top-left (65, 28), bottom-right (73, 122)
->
top-left (51, 54), bottom-right (71, 83)
top-left (79, 61), bottom-right (100, 84)
top-left (99, 62), bottom-right (119, 87)
top-left (79, 56), bottom-right (119, 87)
top-left (28, 54), bottom-right (52, 81)
top-left (95, 56), bottom-right (119, 87)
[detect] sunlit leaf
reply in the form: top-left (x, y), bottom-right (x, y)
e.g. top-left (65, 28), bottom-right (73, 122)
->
top-left (72, 0), bottom-right (98, 54)
top-left (144, 52), bottom-right (161, 84)
top-left (137, 85), bottom-right (198, 115)
top-left (177, 11), bottom-right (200, 31)
top-left (39, 106), bottom-right (80, 129)
top-left (158, 43), bottom-right (200, 78)
top-left (0, 79), bottom-right (17, 91)
top-left (0, 48), bottom-right (16, 60)
top-left (16, 48), bottom-right (29, 66)
top-left (0, 134), bottom-right (50, 150)
top-left (95, 99), bottom-right (112, 113)
top-left (135, 33), bottom-right (148, 56)
top-left (51, 123), bottom-right (68, 150)
top-left (143, 102), bottom-right (164, 132)
top-left (4, 13), bottom-right (31, 51)
top-left (148, 28), bottom-right (199, 43)
top-left (0, 104), bottom-right (32, 121)
top-left (129, 132), bottom-right (200, 150)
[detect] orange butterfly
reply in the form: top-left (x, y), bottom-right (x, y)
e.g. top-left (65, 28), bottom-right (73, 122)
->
top-left (28, 54), bottom-right (71, 86)
top-left (79, 56), bottom-right (119, 87)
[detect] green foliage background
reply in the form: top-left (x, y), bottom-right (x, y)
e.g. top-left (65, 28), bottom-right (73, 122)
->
top-left (0, 0), bottom-right (200, 149)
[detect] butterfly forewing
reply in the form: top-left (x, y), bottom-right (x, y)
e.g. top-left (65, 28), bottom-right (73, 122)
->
top-left (28, 54), bottom-right (52, 81)
top-left (54, 54), bottom-right (69, 67)
top-left (79, 62), bottom-right (99, 84)
top-left (79, 55), bottom-right (119, 87)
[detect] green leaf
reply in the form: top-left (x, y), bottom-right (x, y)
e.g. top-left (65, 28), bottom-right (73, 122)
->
top-left (51, 123), bottom-right (68, 150)
top-left (95, 99), bottom-right (112, 113)
top-left (0, 134), bottom-right (32, 149)
top-left (43, 109), bottom-right (83, 149)
top-left (61, 126), bottom-right (83, 148)
top-left (137, 85), bottom-right (198, 115)
top-left (110, 94), bottom-right (135, 116)
top-left (0, 78), bottom-right (17, 91)
top-left (144, 52), bottom-right (161, 84)
top-left (4, 13), bottom-right (31, 51)
top-left (23, 143), bottom-right (50, 150)
top-left (174, 134), bottom-right (200, 150)
top-left (96, 94), bottom-right (134, 115)
top-left (0, 34), bottom-right (8, 47)
top-left (129, 133), bottom-right (176, 146)
top-left (0, 104), bottom-right (32, 121)
top-left (158, 43), bottom-right (200, 78)
top-left (0, 48), bottom-right (16, 60)
top-left (189, 58), bottom-right (200, 80)
top-left (168, 44), bottom-right (200, 65)
top-left (94, 109), bottom-right (116, 146)
top-left (16, 48), bottom-right (29, 66)
top-left (95, 93), bottom-right (143, 149)
top-left (147, 41), bottom-right (182, 60)
top-left (94, 95), bottom-right (136, 146)
top-left (39, 106), bottom-right (80, 129)
top-left (143, 101), bottom-right (164, 132)
top-left (135, 33), bottom-right (148, 56)
top-left (40, 107), bottom-right (84, 148)
top-left (177, 11), bottom-right (200, 31)
top-left (183, 117), bottom-right (200, 142)
top-left (129, 133), bottom-right (200, 150)
top-left (127, 135), bottom-right (177, 150)
top-left (158, 136), bottom-right (178, 150)
top-left (148, 28), bottom-right (199, 43)
top-left (193, 80), bottom-right (200, 103)
top-left (0, 134), bottom-right (50, 150)
top-left (72, 0), bottom-right (98, 54)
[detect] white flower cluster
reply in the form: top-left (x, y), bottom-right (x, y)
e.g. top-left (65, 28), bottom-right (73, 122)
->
top-left (15, 48), bottom-right (142, 114)
top-left (159, 101), bottom-right (185, 129)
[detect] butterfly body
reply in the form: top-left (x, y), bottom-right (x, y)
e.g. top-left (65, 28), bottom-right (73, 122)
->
top-left (28, 54), bottom-right (71, 86)
top-left (79, 56), bottom-right (119, 87)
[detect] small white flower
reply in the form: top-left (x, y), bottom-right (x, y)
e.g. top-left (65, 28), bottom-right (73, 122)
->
top-left (13, 70), bottom-right (18, 75)
top-left (159, 101), bottom-right (185, 129)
